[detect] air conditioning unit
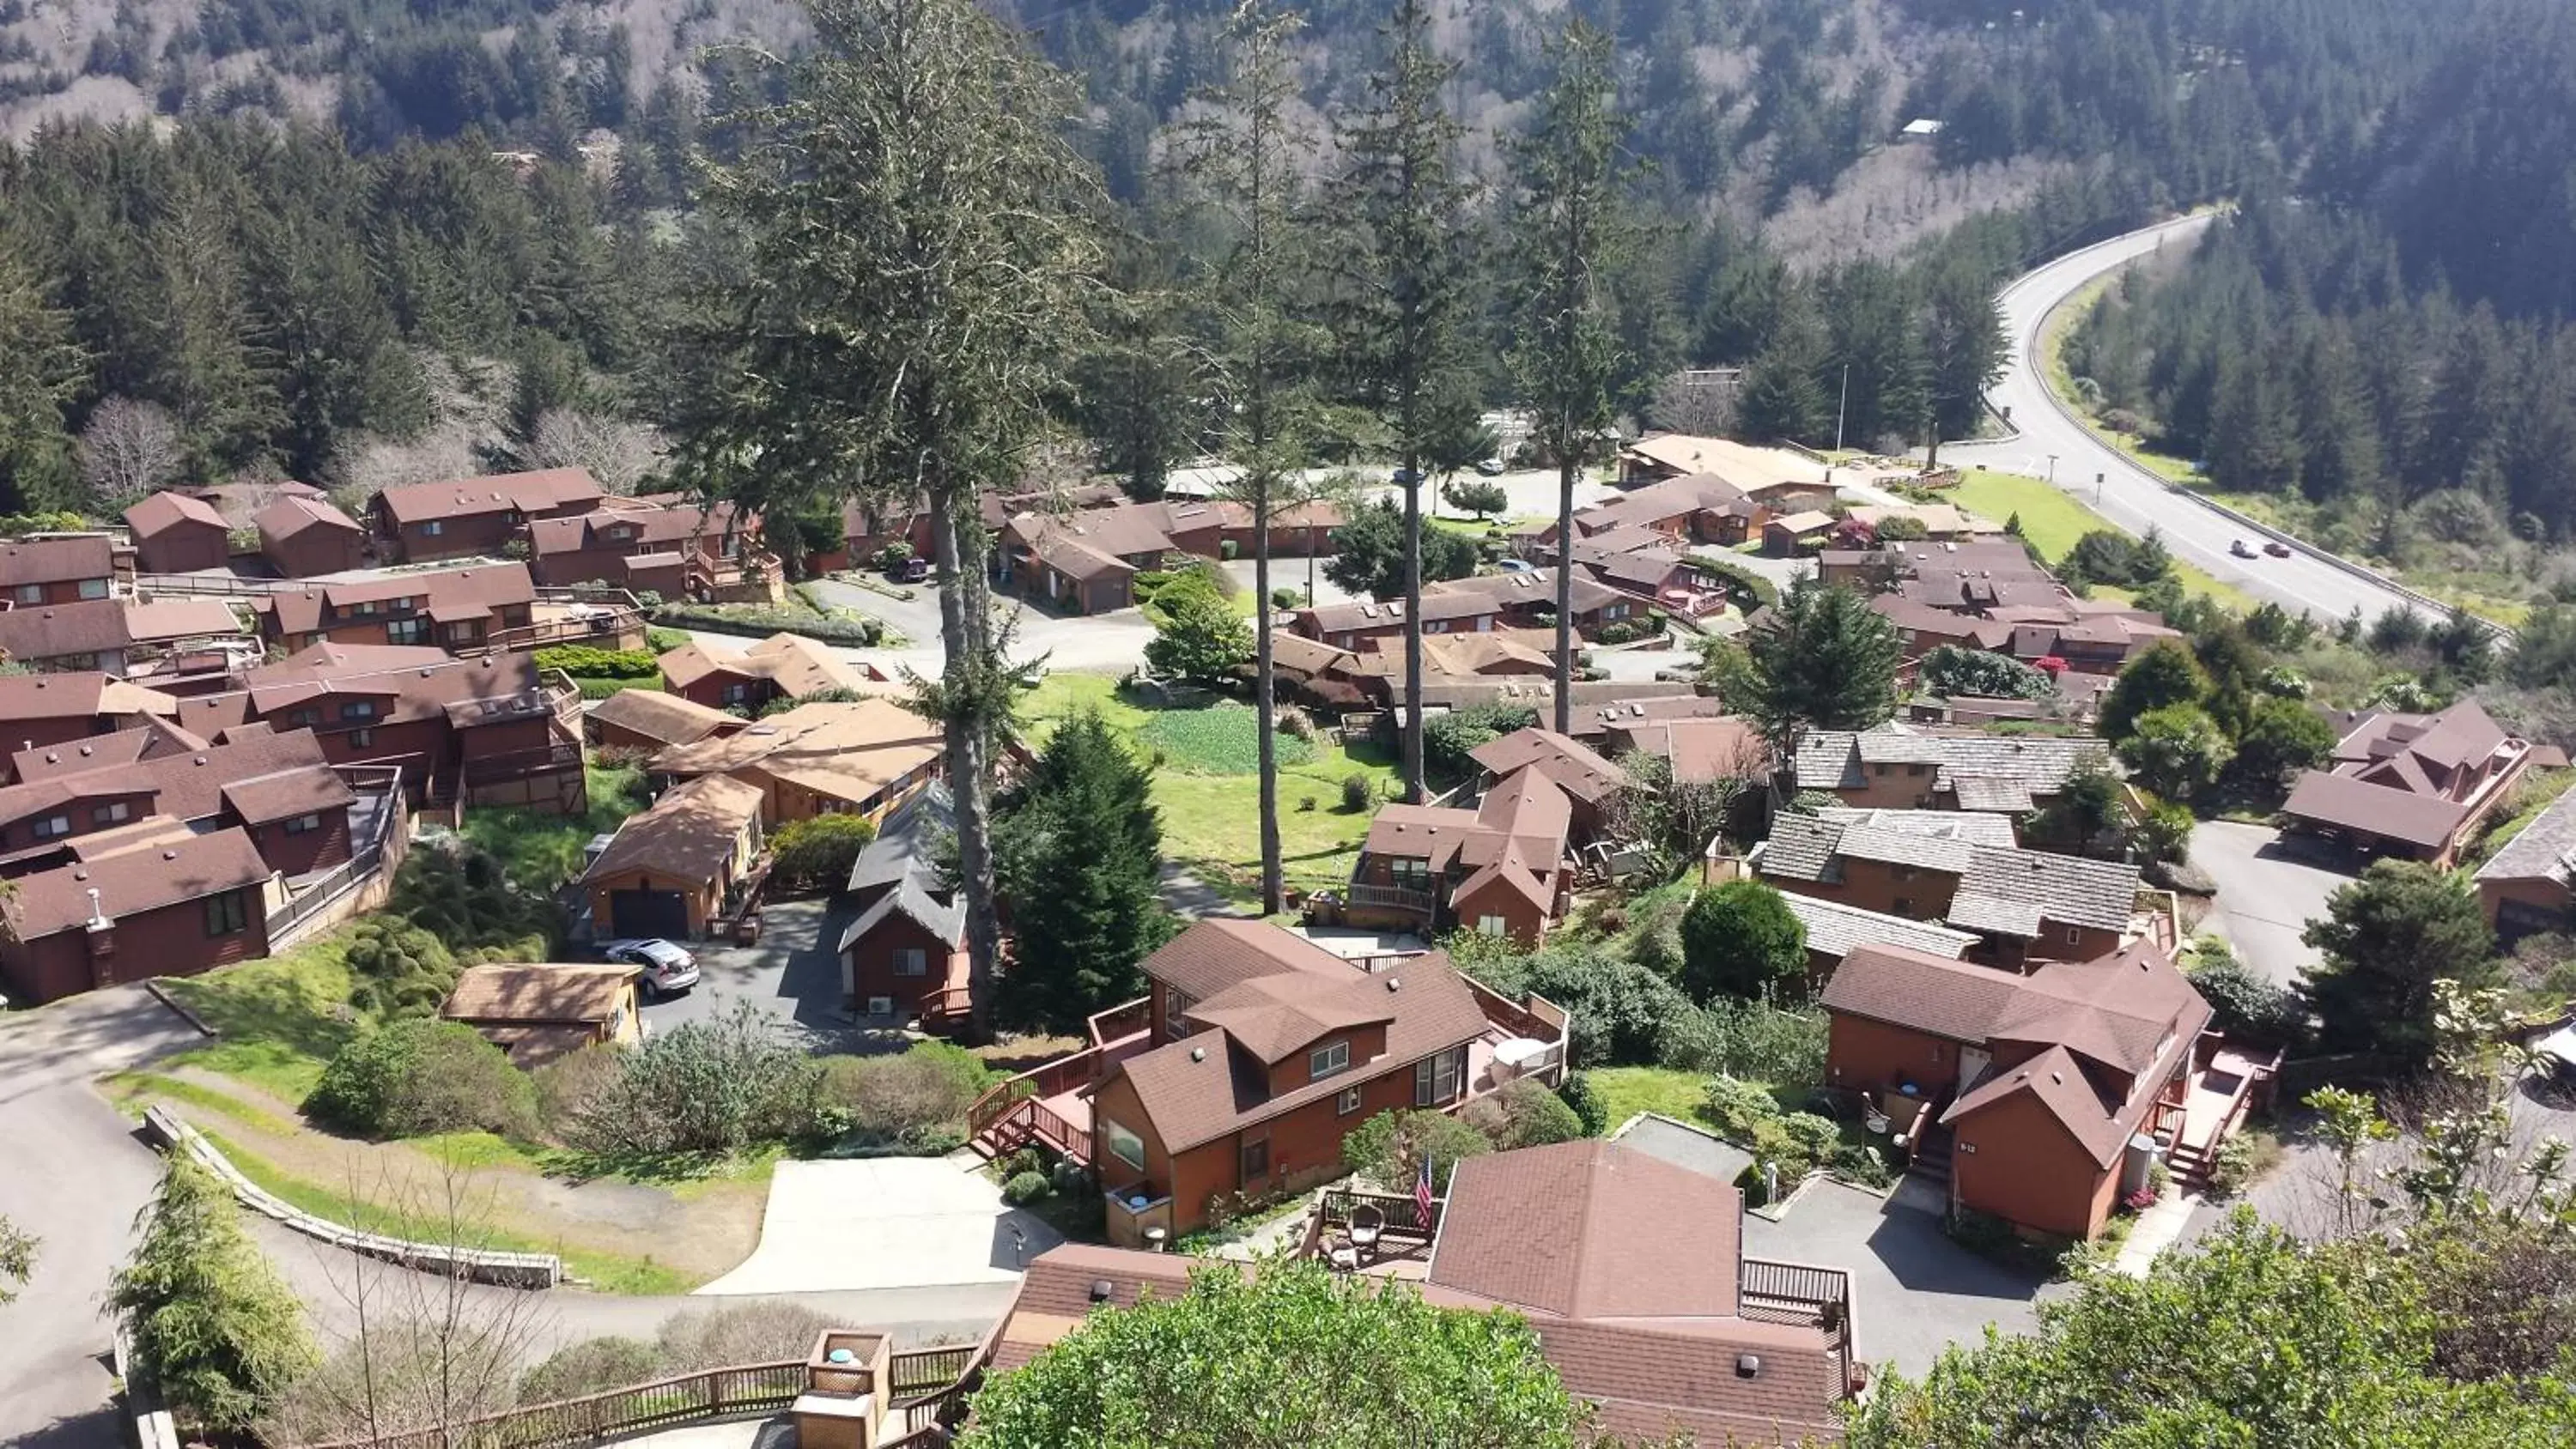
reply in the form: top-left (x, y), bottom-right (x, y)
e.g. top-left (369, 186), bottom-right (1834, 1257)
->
top-left (867, 997), bottom-right (893, 1017)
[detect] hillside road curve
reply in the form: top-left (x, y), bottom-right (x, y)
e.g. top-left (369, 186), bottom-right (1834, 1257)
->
top-left (1941, 214), bottom-right (2438, 627)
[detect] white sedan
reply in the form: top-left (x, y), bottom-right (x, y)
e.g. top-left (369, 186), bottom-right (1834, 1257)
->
top-left (600, 938), bottom-right (703, 997)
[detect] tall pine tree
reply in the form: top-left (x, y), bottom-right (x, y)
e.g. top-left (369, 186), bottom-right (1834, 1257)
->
top-left (997, 713), bottom-right (1176, 1033)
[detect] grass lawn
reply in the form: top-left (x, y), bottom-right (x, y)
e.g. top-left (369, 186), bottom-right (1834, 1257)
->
top-left (1021, 672), bottom-right (1400, 900)
top-left (158, 934), bottom-right (363, 1100)
top-left (1586, 1066), bottom-right (1710, 1133)
top-left (1947, 470), bottom-right (2255, 612)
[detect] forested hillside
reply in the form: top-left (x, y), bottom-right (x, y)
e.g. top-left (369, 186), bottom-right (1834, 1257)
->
top-left (2063, 3), bottom-right (2576, 564)
top-left (0, 0), bottom-right (2565, 515)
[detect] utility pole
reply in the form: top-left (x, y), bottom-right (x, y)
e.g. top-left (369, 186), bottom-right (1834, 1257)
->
top-left (2095, 471), bottom-right (2105, 506)
top-left (2046, 452), bottom-right (2059, 489)
top-left (1834, 365), bottom-right (1850, 456)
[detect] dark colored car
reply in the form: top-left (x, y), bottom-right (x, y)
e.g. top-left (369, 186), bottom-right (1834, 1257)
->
top-left (2263, 541), bottom-right (2293, 558)
top-left (892, 556), bottom-right (931, 583)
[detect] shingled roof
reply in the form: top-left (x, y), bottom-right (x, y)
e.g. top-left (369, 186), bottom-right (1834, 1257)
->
top-left (1467, 727), bottom-right (1630, 808)
top-left (3, 826), bottom-right (271, 939)
top-left (376, 468), bottom-right (605, 525)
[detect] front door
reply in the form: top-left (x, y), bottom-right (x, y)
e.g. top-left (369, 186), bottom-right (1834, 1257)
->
top-left (1958, 1045), bottom-right (1992, 1093)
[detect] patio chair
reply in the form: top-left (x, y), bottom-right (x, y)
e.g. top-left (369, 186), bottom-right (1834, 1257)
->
top-left (1347, 1203), bottom-right (1384, 1265)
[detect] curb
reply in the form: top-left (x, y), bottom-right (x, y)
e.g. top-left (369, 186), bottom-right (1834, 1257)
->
top-left (141, 979), bottom-right (215, 1039)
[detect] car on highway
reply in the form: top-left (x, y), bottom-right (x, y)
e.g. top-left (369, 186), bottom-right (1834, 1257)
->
top-left (600, 937), bottom-right (702, 997)
top-left (2231, 539), bottom-right (2256, 559)
top-left (2263, 541), bottom-right (2293, 558)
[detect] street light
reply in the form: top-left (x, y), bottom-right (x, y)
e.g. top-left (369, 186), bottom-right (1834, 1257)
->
top-left (2046, 454), bottom-right (2059, 488)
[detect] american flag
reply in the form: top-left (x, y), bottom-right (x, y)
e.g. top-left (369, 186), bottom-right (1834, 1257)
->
top-left (1414, 1154), bottom-right (1436, 1229)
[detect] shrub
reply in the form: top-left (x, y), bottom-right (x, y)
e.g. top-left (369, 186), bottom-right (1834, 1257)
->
top-left (1702, 1075), bottom-right (1780, 1142)
top-left (818, 1044), bottom-right (993, 1148)
top-left (654, 1303), bottom-right (840, 1372)
top-left (1557, 1073), bottom-right (1607, 1136)
top-left (769, 813), bottom-right (879, 893)
top-left (1340, 1108), bottom-right (1491, 1191)
top-left (1003, 1171), bottom-right (1053, 1205)
top-left (564, 1002), bottom-right (826, 1160)
top-left (534, 1044), bottom-right (623, 1137)
top-left (2186, 941), bottom-right (2307, 1046)
top-left (1340, 773), bottom-right (1375, 812)
top-left (306, 1018), bottom-right (538, 1141)
top-left (653, 602), bottom-right (879, 647)
top-left (1678, 881), bottom-right (1808, 1003)
top-left (1777, 1112), bottom-right (1840, 1165)
top-left (1423, 703), bottom-right (1537, 782)
top-left (2207, 1136), bottom-right (2257, 1197)
top-left (519, 1336), bottom-right (659, 1403)
top-left (1594, 619), bottom-right (1647, 646)
top-left (342, 919), bottom-right (459, 1020)
top-left (1656, 997), bottom-right (1828, 1090)
top-left (1270, 587), bottom-right (1302, 610)
top-left (646, 627), bottom-right (691, 653)
top-left (1512, 948), bottom-right (1690, 1068)
top-left (532, 645), bottom-right (659, 679)
top-left (1276, 706), bottom-right (1316, 742)
top-left (1462, 1077), bottom-right (1584, 1151)
top-left (1829, 1143), bottom-right (1896, 1188)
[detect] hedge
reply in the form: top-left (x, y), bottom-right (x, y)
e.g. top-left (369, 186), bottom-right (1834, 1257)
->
top-left (1686, 554), bottom-right (1780, 611)
top-left (653, 603), bottom-right (881, 647)
top-left (533, 646), bottom-right (659, 678)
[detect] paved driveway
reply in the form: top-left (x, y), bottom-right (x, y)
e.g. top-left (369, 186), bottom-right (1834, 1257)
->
top-left (694, 1159), bottom-right (1059, 1296)
top-left (635, 899), bottom-right (884, 1056)
top-left (1612, 1115), bottom-right (2050, 1377)
top-left (2190, 822), bottom-right (2354, 988)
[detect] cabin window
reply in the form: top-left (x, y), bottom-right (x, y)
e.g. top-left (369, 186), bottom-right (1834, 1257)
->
top-left (347, 727), bottom-right (375, 749)
top-left (1309, 1040), bottom-right (1351, 1080)
top-left (204, 890), bottom-right (248, 937)
top-left (92, 802), bottom-right (130, 827)
top-left (1477, 915), bottom-right (1507, 937)
top-left (1241, 1138), bottom-right (1270, 1180)
top-left (285, 814), bottom-right (321, 836)
top-left (1102, 1119), bottom-right (1145, 1172)
top-left (1414, 1046), bottom-right (1464, 1106)
top-left (386, 617), bottom-right (430, 646)
top-left (31, 814), bottom-right (70, 840)
top-left (422, 521), bottom-right (444, 537)
top-left (893, 948), bottom-right (927, 978)
top-left (341, 700), bottom-right (379, 721)
top-left (1337, 1087), bottom-right (1363, 1116)
top-left (12, 584), bottom-right (38, 603)
top-left (78, 579), bottom-right (107, 600)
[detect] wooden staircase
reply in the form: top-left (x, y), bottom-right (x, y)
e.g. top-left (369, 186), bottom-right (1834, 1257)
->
top-left (1906, 1123), bottom-right (1954, 1185)
top-left (2166, 1138), bottom-right (2214, 1190)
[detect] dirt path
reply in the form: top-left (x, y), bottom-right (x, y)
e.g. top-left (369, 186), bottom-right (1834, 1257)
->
top-left (139, 1073), bottom-right (766, 1289)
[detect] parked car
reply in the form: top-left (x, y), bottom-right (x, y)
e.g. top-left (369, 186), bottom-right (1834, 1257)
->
top-left (2230, 539), bottom-right (2256, 559)
top-left (1493, 558), bottom-right (1537, 575)
top-left (600, 938), bottom-right (702, 997)
top-left (1473, 458), bottom-right (1507, 476)
top-left (890, 555), bottom-right (931, 583)
top-left (2263, 540), bottom-right (2292, 558)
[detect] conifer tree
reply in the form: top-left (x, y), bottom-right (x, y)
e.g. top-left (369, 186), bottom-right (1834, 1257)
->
top-left (997, 713), bottom-right (1176, 1033)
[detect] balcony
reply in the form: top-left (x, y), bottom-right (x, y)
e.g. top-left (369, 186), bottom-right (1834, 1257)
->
top-left (1342, 881), bottom-right (1438, 918)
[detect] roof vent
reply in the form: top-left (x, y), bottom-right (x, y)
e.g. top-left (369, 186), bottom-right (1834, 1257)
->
top-left (1735, 1354), bottom-right (1761, 1378)
top-left (163, 850), bottom-right (178, 860)
top-left (1089, 1280), bottom-right (1115, 1304)
top-left (1385, 977), bottom-right (1401, 992)
top-left (2050, 1071), bottom-right (2064, 1085)
top-left (1189, 1046), bottom-right (1206, 1063)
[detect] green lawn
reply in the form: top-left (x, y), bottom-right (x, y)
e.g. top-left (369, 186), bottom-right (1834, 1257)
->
top-left (1021, 672), bottom-right (1400, 901)
top-left (1586, 1066), bottom-right (1710, 1134)
top-left (1947, 470), bottom-right (2255, 612)
top-left (158, 934), bottom-right (363, 1100)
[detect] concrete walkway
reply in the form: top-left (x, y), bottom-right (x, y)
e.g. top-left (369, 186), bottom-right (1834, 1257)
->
top-left (2113, 1189), bottom-right (2200, 1277)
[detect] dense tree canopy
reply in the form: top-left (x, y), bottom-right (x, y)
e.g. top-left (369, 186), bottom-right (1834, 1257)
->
top-left (996, 713), bottom-right (1175, 1034)
top-left (2302, 861), bottom-right (2496, 1072)
top-left (1747, 576), bottom-right (1902, 741)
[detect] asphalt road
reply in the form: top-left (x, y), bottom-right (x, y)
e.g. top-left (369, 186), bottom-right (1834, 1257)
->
top-left (1942, 214), bottom-right (2433, 627)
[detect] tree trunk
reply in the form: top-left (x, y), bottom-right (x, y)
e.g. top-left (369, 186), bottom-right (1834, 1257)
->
top-left (1401, 458), bottom-right (1425, 803)
top-left (1255, 476), bottom-right (1283, 914)
top-left (1552, 455), bottom-right (1576, 734)
top-left (931, 494), bottom-right (1003, 1041)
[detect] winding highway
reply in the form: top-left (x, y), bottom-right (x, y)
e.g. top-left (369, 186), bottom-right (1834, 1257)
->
top-left (1941, 213), bottom-right (2438, 627)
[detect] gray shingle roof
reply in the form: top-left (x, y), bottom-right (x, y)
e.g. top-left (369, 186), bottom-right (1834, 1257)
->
top-left (847, 779), bottom-right (954, 894)
top-left (1792, 732), bottom-right (1864, 791)
top-left (1780, 894), bottom-right (1978, 963)
top-left (835, 876), bottom-right (963, 953)
top-left (1948, 774), bottom-right (2037, 813)
top-left (2474, 784), bottom-right (2576, 887)
top-left (1952, 847), bottom-right (2141, 937)
top-left (1757, 813), bottom-right (1844, 882)
top-left (1932, 736), bottom-right (2110, 797)
top-left (1814, 808), bottom-right (2018, 848)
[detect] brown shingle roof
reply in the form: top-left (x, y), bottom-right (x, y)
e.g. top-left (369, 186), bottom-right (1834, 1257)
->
top-left (376, 468), bottom-right (604, 525)
top-left (442, 962), bottom-right (636, 1026)
top-left (258, 563), bottom-right (537, 637)
top-left (0, 673), bottom-right (177, 724)
top-left (1187, 971), bottom-right (1395, 1065)
top-left (1430, 1140), bottom-right (1741, 1319)
top-left (586, 688), bottom-right (737, 748)
top-left (0, 536), bottom-right (115, 587)
top-left (581, 773), bottom-right (763, 887)
top-left (220, 762), bottom-right (358, 826)
top-left (657, 634), bottom-right (879, 698)
top-left (1112, 925), bottom-right (1491, 1152)
top-left (0, 599), bottom-right (135, 662)
top-left (1820, 944), bottom-right (2037, 1042)
top-left (124, 598), bottom-right (249, 646)
top-left (3, 826), bottom-right (270, 938)
top-left (1467, 727), bottom-right (1630, 807)
top-left (254, 494), bottom-right (363, 543)
top-left (0, 726), bottom-right (338, 831)
top-left (125, 491), bottom-right (228, 538)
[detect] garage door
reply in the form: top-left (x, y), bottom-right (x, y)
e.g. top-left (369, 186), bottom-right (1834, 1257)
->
top-left (610, 888), bottom-right (689, 941)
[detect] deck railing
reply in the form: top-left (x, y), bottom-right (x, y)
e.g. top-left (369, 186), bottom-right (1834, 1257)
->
top-left (483, 606), bottom-right (644, 654)
top-left (1316, 1186), bottom-right (1442, 1246)
top-left (1738, 1256), bottom-right (1857, 1397)
top-left (264, 766), bottom-right (408, 949)
top-left (1345, 882), bottom-right (1437, 915)
top-left (1087, 995), bottom-right (1152, 1049)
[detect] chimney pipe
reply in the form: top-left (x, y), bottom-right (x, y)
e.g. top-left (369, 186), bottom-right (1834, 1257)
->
top-left (85, 888), bottom-right (106, 929)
